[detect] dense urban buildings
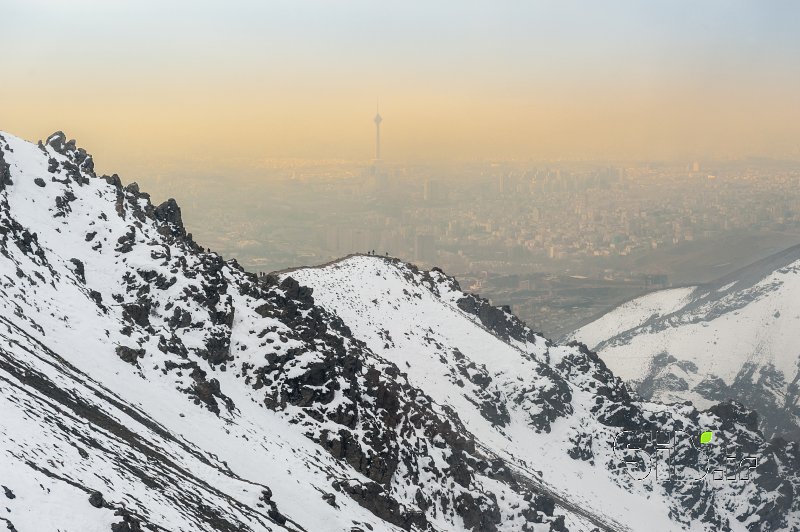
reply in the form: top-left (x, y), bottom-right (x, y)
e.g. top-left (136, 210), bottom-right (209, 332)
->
top-left (157, 155), bottom-right (800, 337)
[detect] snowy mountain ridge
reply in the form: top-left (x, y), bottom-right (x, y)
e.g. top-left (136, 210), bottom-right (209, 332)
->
top-left (0, 130), bottom-right (798, 531)
top-left (571, 244), bottom-right (800, 441)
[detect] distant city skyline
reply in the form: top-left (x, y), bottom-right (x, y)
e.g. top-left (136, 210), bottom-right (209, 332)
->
top-left (2, 1), bottom-right (800, 178)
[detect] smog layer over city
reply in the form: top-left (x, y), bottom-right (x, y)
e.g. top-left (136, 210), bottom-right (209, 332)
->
top-left (6, 1), bottom-right (799, 338)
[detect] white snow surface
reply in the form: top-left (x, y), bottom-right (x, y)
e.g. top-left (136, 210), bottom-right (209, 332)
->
top-left (573, 287), bottom-right (697, 358)
top-left (570, 251), bottom-right (800, 435)
top-left (0, 131), bottom-right (402, 532)
top-left (289, 256), bottom-right (800, 531)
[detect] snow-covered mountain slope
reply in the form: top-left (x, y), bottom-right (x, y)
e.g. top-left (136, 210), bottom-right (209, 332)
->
top-left (570, 245), bottom-right (800, 441)
top-left (0, 130), bottom-right (798, 532)
top-left (290, 257), bottom-right (800, 531)
top-left (0, 130), bottom-right (572, 532)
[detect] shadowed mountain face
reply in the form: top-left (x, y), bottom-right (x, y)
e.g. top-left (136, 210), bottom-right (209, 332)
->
top-left (1, 130), bottom-right (799, 531)
top-left (571, 243), bottom-right (800, 441)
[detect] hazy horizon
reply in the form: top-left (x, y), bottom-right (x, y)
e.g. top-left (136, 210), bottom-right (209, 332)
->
top-left (2, 1), bottom-right (800, 178)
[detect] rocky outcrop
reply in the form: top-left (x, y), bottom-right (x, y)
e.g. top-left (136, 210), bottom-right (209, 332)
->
top-left (0, 137), bottom-right (12, 190)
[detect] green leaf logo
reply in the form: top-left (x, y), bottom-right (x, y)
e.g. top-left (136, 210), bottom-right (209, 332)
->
top-left (700, 431), bottom-right (713, 444)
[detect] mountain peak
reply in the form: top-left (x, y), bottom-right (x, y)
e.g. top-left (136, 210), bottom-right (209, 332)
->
top-left (45, 130), bottom-right (69, 151)
top-left (572, 243), bottom-right (800, 441)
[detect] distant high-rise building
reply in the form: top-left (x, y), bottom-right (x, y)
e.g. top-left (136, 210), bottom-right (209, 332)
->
top-left (423, 178), bottom-right (437, 202)
top-left (498, 172), bottom-right (513, 195)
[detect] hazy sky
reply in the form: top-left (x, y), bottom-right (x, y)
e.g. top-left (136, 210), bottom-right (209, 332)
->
top-left (2, 0), bottom-right (800, 175)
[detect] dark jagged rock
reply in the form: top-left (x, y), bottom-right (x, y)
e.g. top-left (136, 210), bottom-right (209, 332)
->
top-left (334, 480), bottom-right (427, 531)
top-left (186, 366), bottom-right (235, 415)
top-left (103, 173), bottom-right (123, 189)
top-left (167, 306), bottom-right (192, 329)
top-left (122, 302), bottom-right (150, 328)
top-left (259, 489), bottom-right (288, 526)
top-left (279, 276), bottom-right (314, 305)
top-left (115, 345), bottom-right (145, 366)
top-left (455, 491), bottom-right (501, 532)
top-left (74, 147), bottom-right (95, 176)
top-left (110, 509), bottom-right (143, 532)
top-left (322, 492), bottom-right (338, 508)
top-left (46, 131), bottom-right (67, 153)
top-left (116, 227), bottom-right (136, 253)
top-left (0, 145), bottom-right (12, 190)
top-left (456, 293), bottom-right (533, 343)
top-left (708, 400), bottom-right (760, 433)
top-left (89, 290), bottom-right (104, 309)
top-left (153, 198), bottom-right (186, 237)
top-left (54, 190), bottom-right (77, 216)
top-left (88, 491), bottom-right (105, 508)
top-left (69, 258), bottom-right (86, 284)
